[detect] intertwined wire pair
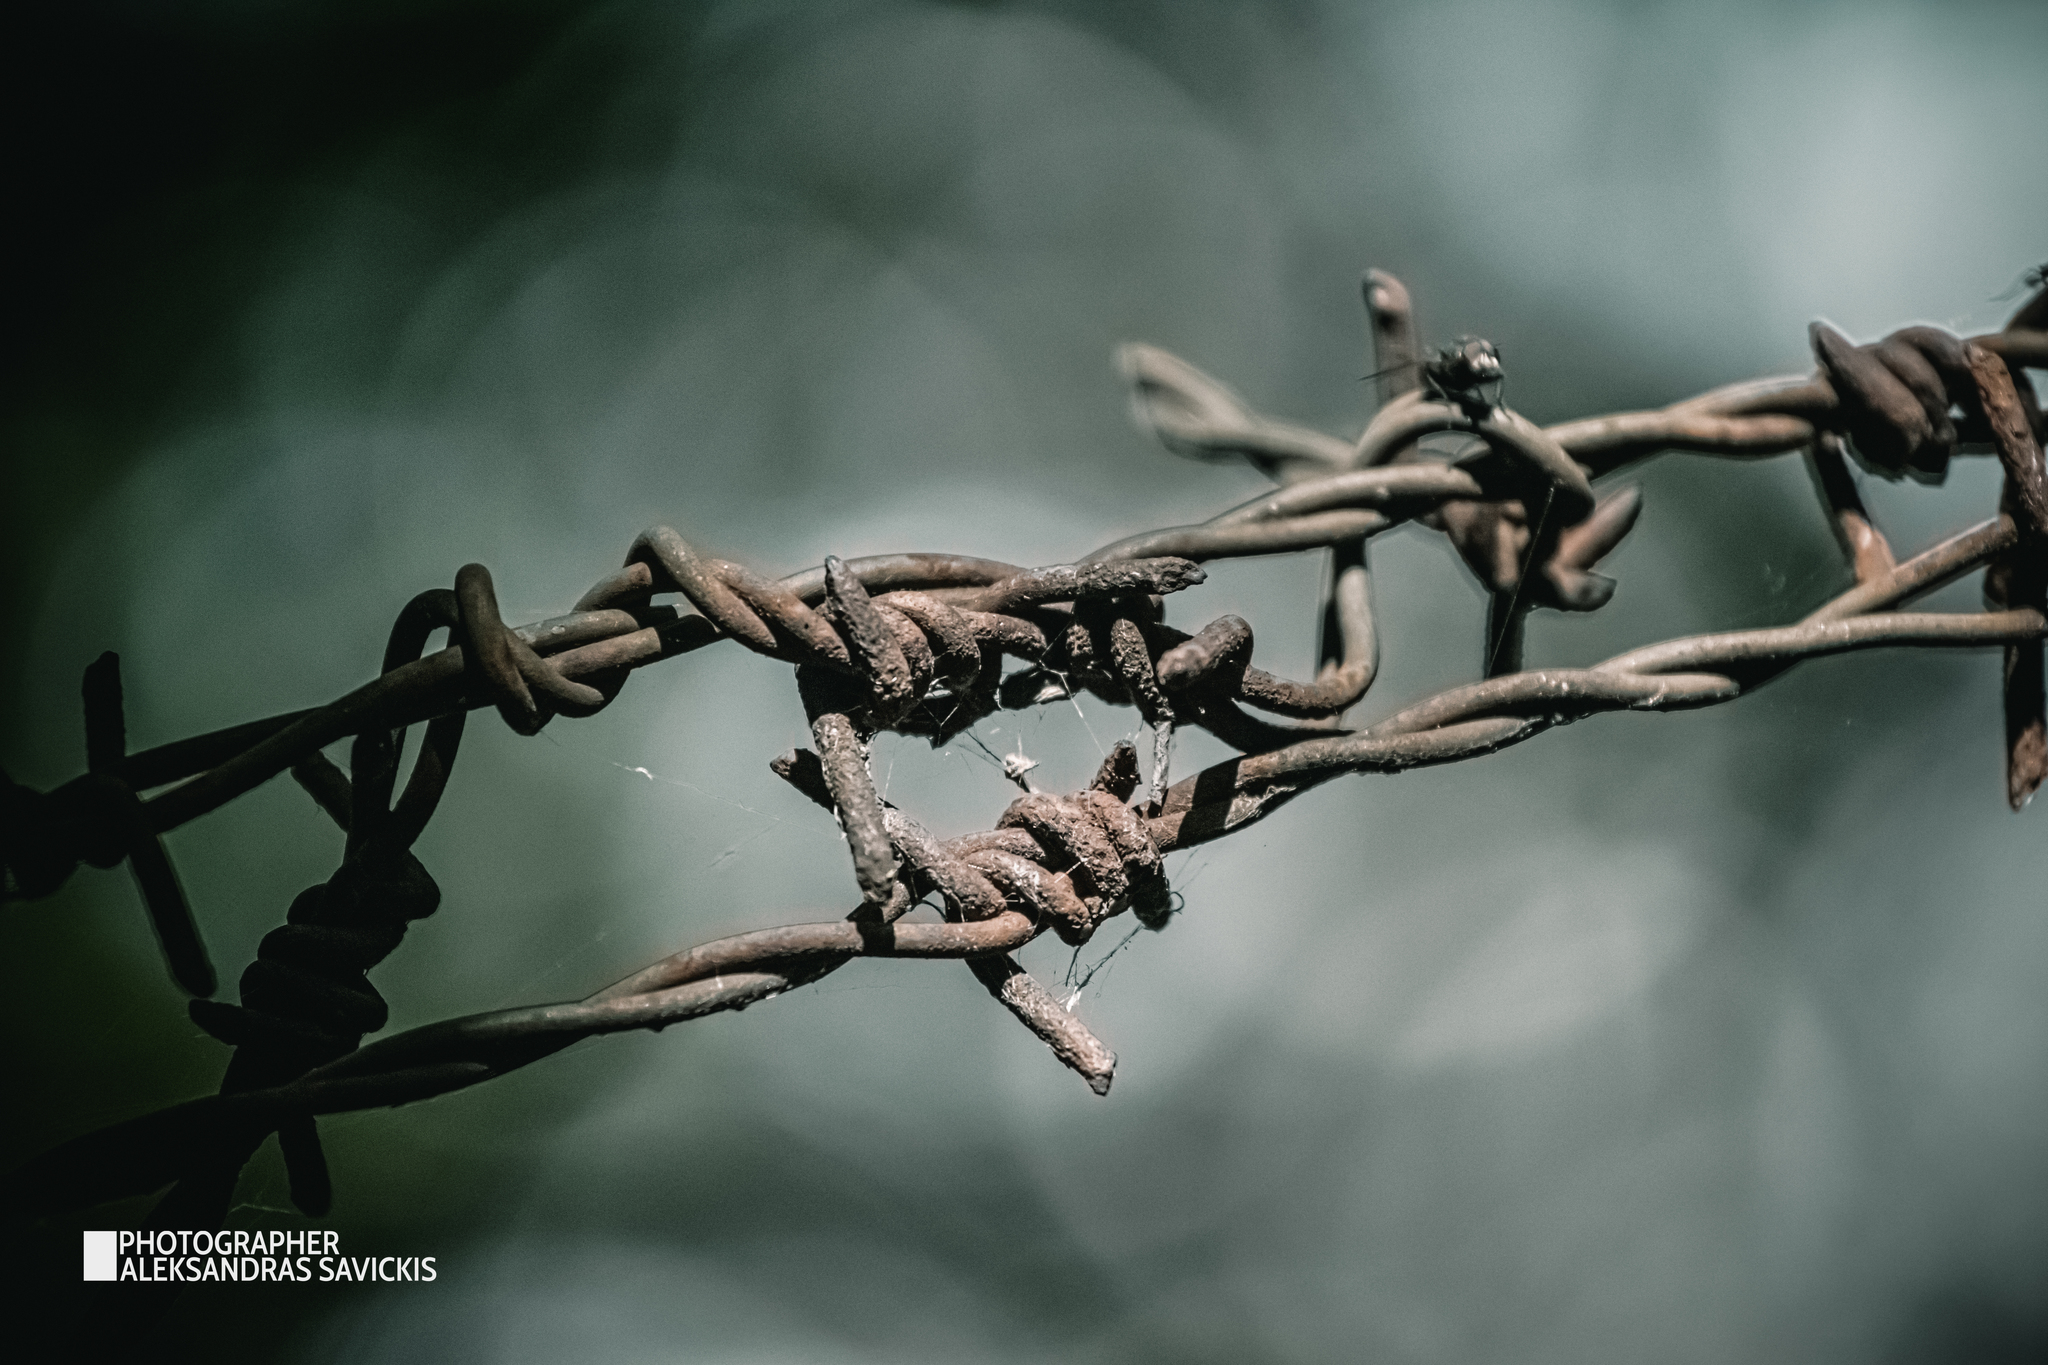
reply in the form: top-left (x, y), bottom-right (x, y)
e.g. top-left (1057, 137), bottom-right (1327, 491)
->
top-left (3, 267), bottom-right (2042, 1241)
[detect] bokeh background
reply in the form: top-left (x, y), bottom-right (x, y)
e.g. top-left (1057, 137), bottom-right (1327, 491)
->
top-left (5, 2), bottom-right (2045, 1360)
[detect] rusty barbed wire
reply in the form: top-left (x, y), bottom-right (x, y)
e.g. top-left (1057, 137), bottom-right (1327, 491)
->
top-left (3, 269), bottom-right (2044, 1232)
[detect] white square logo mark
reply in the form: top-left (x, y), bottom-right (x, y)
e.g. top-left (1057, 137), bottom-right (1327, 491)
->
top-left (82, 1230), bottom-right (117, 1282)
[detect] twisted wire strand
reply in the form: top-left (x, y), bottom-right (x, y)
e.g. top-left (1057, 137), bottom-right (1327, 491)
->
top-left (1, 654), bottom-right (214, 996)
top-left (1120, 272), bottom-right (2046, 770)
top-left (5, 273), bottom-right (2044, 1227)
top-left (157, 575), bottom-right (491, 1223)
top-left (8, 509), bottom-right (2039, 1222)
top-left (73, 285), bottom-right (2038, 845)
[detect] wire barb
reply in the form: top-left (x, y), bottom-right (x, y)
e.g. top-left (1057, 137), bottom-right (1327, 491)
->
top-left (7, 266), bottom-right (2045, 1234)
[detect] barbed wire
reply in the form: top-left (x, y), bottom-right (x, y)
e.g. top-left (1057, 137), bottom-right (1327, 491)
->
top-left (3, 269), bottom-right (2043, 1236)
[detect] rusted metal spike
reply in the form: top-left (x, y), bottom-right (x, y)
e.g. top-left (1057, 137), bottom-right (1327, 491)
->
top-left (967, 955), bottom-right (1115, 1095)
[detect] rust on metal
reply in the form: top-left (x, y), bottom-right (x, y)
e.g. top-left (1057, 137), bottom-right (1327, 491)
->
top-left (5, 268), bottom-right (2045, 1236)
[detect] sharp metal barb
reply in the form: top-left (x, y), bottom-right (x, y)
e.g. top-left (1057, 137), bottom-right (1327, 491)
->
top-left (7, 270), bottom-right (2042, 1241)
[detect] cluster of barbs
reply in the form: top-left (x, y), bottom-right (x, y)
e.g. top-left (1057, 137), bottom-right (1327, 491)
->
top-left (6, 269), bottom-right (2044, 1230)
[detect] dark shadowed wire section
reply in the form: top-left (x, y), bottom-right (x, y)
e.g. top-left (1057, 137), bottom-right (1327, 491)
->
top-left (4, 271), bottom-right (2043, 1251)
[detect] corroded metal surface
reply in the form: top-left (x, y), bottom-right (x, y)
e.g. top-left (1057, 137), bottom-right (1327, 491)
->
top-left (3, 270), bottom-right (2043, 1235)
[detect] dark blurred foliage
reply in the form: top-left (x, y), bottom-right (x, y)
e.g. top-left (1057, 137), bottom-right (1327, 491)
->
top-left (3, 1), bottom-right (655, 664)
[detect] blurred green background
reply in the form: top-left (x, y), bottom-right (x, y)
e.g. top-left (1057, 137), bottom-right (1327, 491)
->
top-left (4, 1), bottom-right (2045, 1360)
